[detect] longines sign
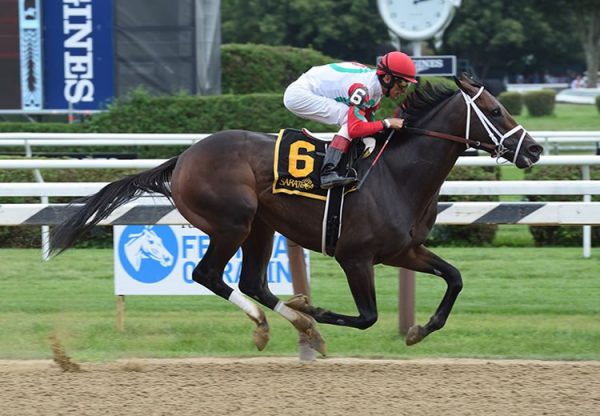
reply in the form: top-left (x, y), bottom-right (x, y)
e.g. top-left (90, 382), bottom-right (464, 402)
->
top-left (43, 0), bottom-right (114, 109)
top-left (412, 55), bottom-right (457, 77)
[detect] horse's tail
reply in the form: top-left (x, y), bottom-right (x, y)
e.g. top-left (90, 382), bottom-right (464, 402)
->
top-left (49, 156), bottom-right (179, 256)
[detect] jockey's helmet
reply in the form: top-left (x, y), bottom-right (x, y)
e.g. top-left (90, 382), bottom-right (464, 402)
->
top-left (376, 51), bottom-right (418, 84)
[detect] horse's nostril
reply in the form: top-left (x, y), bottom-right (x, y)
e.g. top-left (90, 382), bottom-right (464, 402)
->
top-left (528, 144), bottom-right (543, 155)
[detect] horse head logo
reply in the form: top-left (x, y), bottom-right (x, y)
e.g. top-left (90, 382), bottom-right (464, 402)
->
top-left (124, 225), bottom-right (174, 272)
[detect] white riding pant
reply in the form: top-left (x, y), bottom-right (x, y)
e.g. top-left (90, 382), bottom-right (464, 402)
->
top-left (283, 80), bottom-right (349, 138)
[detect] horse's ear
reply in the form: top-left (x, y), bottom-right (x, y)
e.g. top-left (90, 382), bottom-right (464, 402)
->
top-left (453, 75), bottom-right (463, 90)
top-left (459, 72), bottom-right (484, 88)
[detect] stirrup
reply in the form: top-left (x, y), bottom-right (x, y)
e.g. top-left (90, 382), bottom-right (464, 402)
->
top-left (320, 173), bottom-right (357, 190)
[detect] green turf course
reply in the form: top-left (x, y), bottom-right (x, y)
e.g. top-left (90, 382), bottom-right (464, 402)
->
top-left (514, 103), bottom-right (600, 131)
top-left (1, 248), bottom-right (598, 361)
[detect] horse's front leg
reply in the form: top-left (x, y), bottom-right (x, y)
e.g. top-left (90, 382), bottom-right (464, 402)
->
top-left (387, 244), bottom-right (463, 345)
top-left (287, 257), bottom-right (378, 330)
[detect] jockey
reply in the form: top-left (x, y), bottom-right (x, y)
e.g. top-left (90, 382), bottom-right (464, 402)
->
top-left (284, 51), bottom-right (418, 189)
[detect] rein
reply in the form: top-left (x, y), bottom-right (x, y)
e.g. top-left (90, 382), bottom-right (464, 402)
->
top-left (404, 86), bottom-right (529, 163)
top-left (404, 127), bottom-right (497, 151)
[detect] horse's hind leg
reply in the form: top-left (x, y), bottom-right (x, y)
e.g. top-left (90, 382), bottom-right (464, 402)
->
top-left (238, 217), bottom-right (326, 355)
top-left (285, 256), bottom-right (379, 330)
top-left (391, 244), bottom-right (463, 345)
top-left (190, 227), bottom-right (270, 351)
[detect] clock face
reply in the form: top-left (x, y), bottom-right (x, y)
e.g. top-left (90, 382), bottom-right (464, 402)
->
top-left (378, 0), bottom-right (455, 41)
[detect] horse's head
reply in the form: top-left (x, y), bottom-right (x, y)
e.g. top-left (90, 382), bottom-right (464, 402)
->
top-left (454, 74), bottom-right (543, 168)
top-left (138, 226), bottom-right (174, 267)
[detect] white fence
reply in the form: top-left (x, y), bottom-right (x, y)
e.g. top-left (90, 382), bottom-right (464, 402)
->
top-left (1, 131), bottom-right (599, 154)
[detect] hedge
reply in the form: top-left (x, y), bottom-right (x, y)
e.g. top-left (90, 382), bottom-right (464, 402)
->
top-left (524, 165), bottom-right (600, 246)
top-left (523, 89), bottom-right (555, 117)
top-left (498, 92), bottom-right (523, 115)
top-left (222, 44), bottom-right (335, 94)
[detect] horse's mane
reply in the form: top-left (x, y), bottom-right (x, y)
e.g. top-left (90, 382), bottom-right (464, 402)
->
top-left (399, 82), bottom-right (457, 126)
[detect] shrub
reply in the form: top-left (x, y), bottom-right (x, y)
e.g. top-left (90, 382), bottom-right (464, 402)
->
top-left (596, 95), bottom-right (600, 113)
top-left (222, 44), bottom-right (335, 94)
top-left (524, 165), bottom-right (600, 246)
top-left (523, 89), bottom-right (556, 116)
top-left (498, 92), bottom-right (523, 115)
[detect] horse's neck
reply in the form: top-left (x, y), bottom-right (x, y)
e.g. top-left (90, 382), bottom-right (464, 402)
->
top-left (410, 94), bottom-right (467, 189)
top-left (387, 112), bottom-right (467, 209)
top-left (403, 138), bottom-right (463, 192)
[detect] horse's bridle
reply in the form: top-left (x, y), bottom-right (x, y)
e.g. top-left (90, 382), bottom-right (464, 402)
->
top-left (405, 86), bottom-right (528, 164)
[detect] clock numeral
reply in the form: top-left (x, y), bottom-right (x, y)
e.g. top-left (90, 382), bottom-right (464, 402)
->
top-left (391, 12), bottom-right (397, 18)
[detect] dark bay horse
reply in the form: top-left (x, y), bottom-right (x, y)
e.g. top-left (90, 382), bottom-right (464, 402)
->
top-left (50, 74), bottom-right (542, 355)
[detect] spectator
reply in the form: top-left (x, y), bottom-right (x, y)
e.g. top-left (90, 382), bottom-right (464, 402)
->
top-left (571, 75), bottom-right (583, 89)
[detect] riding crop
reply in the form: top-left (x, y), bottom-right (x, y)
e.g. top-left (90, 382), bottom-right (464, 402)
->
top-left (356, 129), bottom-right (395, 190)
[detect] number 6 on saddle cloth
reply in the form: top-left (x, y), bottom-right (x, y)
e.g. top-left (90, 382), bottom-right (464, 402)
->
top-left (272, 128), bottom-right (377, 256)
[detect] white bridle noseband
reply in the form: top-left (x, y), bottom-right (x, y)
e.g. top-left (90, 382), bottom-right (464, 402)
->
top-left (461, 87), bottom-right (528, 164)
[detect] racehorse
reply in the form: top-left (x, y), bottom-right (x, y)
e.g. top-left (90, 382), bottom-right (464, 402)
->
top-left (50, 74), bottom-right (543, 355)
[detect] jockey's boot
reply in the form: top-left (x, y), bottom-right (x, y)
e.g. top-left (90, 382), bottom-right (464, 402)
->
top-left (320, 135), bottom-right (357, 190)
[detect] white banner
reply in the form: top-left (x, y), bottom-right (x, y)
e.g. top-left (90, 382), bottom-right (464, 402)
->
top-left (114, 225), bottom-right (309, 295)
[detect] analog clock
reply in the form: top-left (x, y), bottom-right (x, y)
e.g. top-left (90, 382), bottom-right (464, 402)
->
top-left (377, 0), bottom-right (459, 41)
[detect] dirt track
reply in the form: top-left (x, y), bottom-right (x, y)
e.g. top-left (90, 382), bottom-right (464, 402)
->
top-left (1, 357), bottom-right (599, 416)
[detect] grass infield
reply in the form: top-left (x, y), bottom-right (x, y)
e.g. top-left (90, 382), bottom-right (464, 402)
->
top-left (0, 247), bottom-right (598, 361)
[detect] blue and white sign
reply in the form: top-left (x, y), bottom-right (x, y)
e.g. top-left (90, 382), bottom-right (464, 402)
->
top-left (114, 225), bottom-right (310, 295)
top-left (412, 55), bottom-right (456, 77)
top-left (42, 0), bottom-right (114, 110)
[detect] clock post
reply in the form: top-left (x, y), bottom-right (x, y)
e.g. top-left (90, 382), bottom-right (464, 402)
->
top-left (376, 0), bottom-right (461, 336)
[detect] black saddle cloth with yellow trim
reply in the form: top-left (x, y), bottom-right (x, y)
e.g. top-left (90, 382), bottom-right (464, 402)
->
top-left (272, 128), bottom-right (371, 200)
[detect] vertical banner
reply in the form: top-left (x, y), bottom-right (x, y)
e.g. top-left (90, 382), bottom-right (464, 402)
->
top-left (114, 225), bottom-right (310, 296)
top-left (19, 0), bottom-right (43, 110)
top-left (43, 0), bottom-right (114, 110)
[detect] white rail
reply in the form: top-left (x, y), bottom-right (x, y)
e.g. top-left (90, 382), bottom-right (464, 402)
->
top-left (0, 132), bottom-right (599, 154)
top-left (1, 181), bottom-right (599, 197)
top-left (1, 155), bottom-right (600, 169)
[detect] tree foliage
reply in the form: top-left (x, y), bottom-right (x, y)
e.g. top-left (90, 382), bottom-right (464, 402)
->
top-left (221, 0), bottom-right (392, 63)
top-left (441, 0), bottom-right (582, 80)
top-left (221, 0), bottom-right (590, 82)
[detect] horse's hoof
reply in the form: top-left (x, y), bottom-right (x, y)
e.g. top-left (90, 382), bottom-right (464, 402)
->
top-left (285, 294), bottom-right (311, 313)
top-left (405, 325), bottom-right (425, 346)
top-left (253, 321), bottom-right (270, 351)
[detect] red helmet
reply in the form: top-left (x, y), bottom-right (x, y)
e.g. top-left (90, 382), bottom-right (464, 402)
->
top-left (376, 51), bottom-right (418, 83)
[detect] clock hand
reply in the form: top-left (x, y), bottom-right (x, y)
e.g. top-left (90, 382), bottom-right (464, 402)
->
top-left (413, 0), bottom-right (432, 4)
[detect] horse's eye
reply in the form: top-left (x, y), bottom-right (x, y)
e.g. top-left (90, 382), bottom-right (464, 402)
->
top-left (491, 108), bottom-right (502, 117)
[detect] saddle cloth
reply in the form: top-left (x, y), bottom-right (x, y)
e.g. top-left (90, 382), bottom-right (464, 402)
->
top-left (272, 128), bottom-right (375, 200)
top-left (272, 128), bottom-right (330, 200)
